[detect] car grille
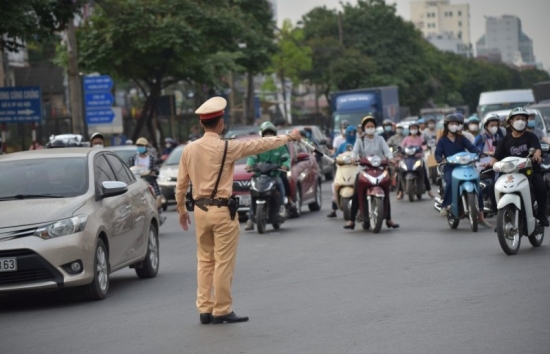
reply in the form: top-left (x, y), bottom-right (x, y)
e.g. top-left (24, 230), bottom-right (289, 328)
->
top-left (0, 249), bottom-right (62, 287)
top-left (233, 180), bottom-right (251, 192)
top-left (0, 226), bottom-right (37, 242)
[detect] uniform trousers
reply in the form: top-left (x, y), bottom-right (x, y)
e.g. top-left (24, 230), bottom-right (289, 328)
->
top-left (194, 206), bottom-right (240, 316)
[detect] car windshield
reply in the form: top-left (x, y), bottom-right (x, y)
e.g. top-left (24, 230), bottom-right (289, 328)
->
top-left (0, 157), bottom-right (88, 199)
top-left (165, 146), bottom-right (184, 165)
top-left (111, 149), bottom-right (136, 166)
top-left (480, 102), bottom-right (532, 117)
top-left (536, 107), bottom-right (550, 131)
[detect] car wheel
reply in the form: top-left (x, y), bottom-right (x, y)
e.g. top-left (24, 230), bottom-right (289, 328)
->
top-left (81, 238), bottom-right (109, 301)
top-left (308, 179), bottom-right (322, 211)
top-left (135, 224), bottom-right (160, 279)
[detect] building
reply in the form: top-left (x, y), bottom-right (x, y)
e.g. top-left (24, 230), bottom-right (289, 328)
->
top-left (411, 0), bottom-right (471, 45)
top-left (476, 15), bottom-right (535, 66)
top-left (426, 32), bottom-right (472, 58)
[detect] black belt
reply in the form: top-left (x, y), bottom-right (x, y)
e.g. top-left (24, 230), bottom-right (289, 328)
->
top-left (194, 198), bottom-right (229, 211)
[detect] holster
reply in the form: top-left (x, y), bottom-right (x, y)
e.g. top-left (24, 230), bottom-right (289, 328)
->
top-left (228, 196), bottom-right (238, 220)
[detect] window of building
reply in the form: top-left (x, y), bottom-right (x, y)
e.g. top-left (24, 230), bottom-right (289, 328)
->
top-left (458, 31), bottom-right (462, 40)
top-left (458, 11), bottom-right (462, 16)
top-left (450, 11), bottom-right (453, 17)
top-left (458, 21), bottom-right (462, 27)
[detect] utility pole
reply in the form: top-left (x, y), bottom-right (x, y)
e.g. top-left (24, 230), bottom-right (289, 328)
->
top-left (67, 19), bottom-right (84, 136)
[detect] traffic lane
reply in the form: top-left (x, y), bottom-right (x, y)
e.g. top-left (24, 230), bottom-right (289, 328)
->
top-left (1, 182), bottom-right (549, 354)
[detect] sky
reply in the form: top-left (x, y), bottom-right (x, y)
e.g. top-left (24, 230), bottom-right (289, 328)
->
top-left (276, 0), bottom-right (550, 70)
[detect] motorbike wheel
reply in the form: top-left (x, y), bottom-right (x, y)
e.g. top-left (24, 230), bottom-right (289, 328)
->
top-left (447, 214), bottom-right (459, 229)
top-left (467, 192), bottom-right (478, 233)
top-left (256, 204), bottom-right (268, 234)
top-left (406, 180), bottom-right (415, 202)
top-left (528, 223), bottom-right (544, 247)
top-left (370, 197), bottom-right (385, 234)
top-left (342, 197), bottom-right (352, 221)
top-left (496, 205), bottom-right (521, 255)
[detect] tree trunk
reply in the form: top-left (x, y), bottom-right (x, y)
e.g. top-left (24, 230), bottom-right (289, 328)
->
top-left (280, 70), bottom-right (288, 123)
top-left (131, 96), bottom-right (151, 142)
top-left (246, 71), bottom-right (255, 125)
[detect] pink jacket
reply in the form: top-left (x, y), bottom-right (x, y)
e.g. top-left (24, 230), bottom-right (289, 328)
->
top-left (401, 135), bottom-right (424, 148)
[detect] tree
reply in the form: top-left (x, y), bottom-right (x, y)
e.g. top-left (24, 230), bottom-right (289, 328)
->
top-left (269, 20), bottom-right (312, 122)
top-left (233, 0), bottom-right (277, 124)
top-left (78, 0), bottom-right (250, 144)
top-left (0, 0), bottom-right (82, 52)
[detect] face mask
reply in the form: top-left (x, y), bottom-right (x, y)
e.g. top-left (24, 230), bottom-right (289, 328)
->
top-left (512, 120), bottom-right (526, 131)
top-left (93, 144), bottom-right (103, 148)
top-left (137, 146), bottom-right (147, 154)
top-left (457, 124), bottom-right (464, 131)
top-left (396, 129), bottom-right (404, 135)
top-left (428, 124), bottom-right (435, 129)
top-left (448, 125), bottom-right (458, 133)
top-left (469, 124), bottom-right (479, 132)
top-left (410, 129), bottom-right (418, 135)
top-left (384, 126), bottom-right (392, 132)
top-left (364, 128), bottom-right (376, 136)
top-left (488, 126), bottom-right (498, 135)
top-left (527, 121), bottom-right (536, 129)
top-left (165, 144), bottom-right (171, 148)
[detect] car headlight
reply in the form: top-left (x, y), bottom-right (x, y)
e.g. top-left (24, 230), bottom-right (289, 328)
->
top-left (34, 215), bottom-right (88, 240)
top-left (157, 174), bottom-right (170, 183)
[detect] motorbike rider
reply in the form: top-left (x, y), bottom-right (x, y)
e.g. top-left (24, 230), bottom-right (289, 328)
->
top-left (245, 122), bottom-right (290, 230)
top-left (327, 125), bottom-right (357, 218)
top-left (421, 117), bottom-right (437, 143)
top-left (418, 118), bottom-right (426, 133)
top-left (90, 132), bottom-right (105, 148)
top-left (466, 116), bottom-right (481, 138)
top-left (344, 116), bottom-right (399, 229)
top-left (435, 114), bottom-right (491, 227)
top-left (526, 110), bottom-right (548, 143)
top-left (332, 120), bottom-right (350, 153)
top-left (161, 137), bottom-right (177, 160)
top-left (130, 137), bottom-right (161, 197)
top-left (387, 124), bottom-right (406, 147)
top-left (380, 119), bottom-right (395, 141)
top-left (398, 121), bottom-right (435, 199)
top-left (456, 113), bottom-right (475, 144)
top-left (488, 107), bottom-right (549, 226)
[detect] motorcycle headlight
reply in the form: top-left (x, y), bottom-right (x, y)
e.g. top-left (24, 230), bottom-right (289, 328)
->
top-left (286, 170), bottom-right (292, 178)
top-left (458, 155), bottom-right (471, 164)
top-left (413, 160), bottom-right (422, 169)
top-left (493, 161), bottom-right (515, 173)
top-left (267, 181), bottom-right (275, 190)
top-left (399, 160), bottom-right (407, 170)
top-left (34, 215), bottom-right (88, 240)
top-left (369, 156), bottom-right (381, 167)
top-left (250, 179), bottom-right (258, 190)
top-left (405, 147), bottom-right (416, 156)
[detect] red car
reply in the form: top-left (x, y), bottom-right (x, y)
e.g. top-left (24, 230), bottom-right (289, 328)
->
top-left (232, 135), bottom-right (322, 219)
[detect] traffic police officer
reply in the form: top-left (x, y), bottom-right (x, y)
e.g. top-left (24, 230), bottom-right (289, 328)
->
top-left (175, 96), bottom-right (301, 324)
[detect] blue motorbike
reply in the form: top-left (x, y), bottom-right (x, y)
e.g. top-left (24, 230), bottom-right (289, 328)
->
top-left (434, 152), bottom-right (480, 232)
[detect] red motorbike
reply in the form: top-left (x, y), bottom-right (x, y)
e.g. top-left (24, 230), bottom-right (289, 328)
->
top-left (356, 156), bottom-right (391, 233)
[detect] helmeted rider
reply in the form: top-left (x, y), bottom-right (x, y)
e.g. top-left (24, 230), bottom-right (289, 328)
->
top-left (466, 116), bottom-right (481, 137)
top-left (418, 118), bottom-right (426, 132)
top-left (435, 114), bottom-right (491, 227)
top-left (327, 125), bottom-right (358, 218)
top-left (332, 120), bottom-right (350, 152)
top-left (344, 116), bottom-right (399, 229)
top-left (387, 123), bottom-right (406, 147)
top-left (489, 107), bottom-right (549, 226)
top-left (380, 119), bottom-right (395, 141)
top-left (526, 110), bottom-right (548, 143)
top-left (130, 137), bottom-right (161, 197)
top-left (421, 116), bottom-right (437, 143)
top-left (245, 122), bottom-right (291, 230)
top-left (456, 113), bottom-right (475, 144)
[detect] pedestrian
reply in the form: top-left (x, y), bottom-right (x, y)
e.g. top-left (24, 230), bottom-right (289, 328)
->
top-left (175, 97), bottom-right (302, 325)
top-left (90, 132), bottom-right (104, 147)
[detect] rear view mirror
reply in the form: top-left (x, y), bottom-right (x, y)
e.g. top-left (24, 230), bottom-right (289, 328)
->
top-left (296, 152), bottom-right (310, 162)
top-left (101, 181), bottom-right (128, 199)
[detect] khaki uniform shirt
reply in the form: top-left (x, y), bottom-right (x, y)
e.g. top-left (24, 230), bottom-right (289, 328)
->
top-left (176, 132), bottom-right (291, 213)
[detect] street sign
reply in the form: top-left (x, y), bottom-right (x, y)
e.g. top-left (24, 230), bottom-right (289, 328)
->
top-left (83, 75), bottom-right (115, 125)
top-left (0, 86), bottom-right (42, 123)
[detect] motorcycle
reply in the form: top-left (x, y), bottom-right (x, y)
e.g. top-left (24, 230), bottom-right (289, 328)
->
top-left (434, 152), bottom-right (480, 232)
top-left (356, 156), bottom-right (391, 233)
top-left (130, 166), bottom-right (166, 226)
top-left (493, 148), bottom-right (544, 255)
top-left (398, 145), bottom-right (425, 202)
top-left (540, 143), bottom-right (550, 217)
top-left (249, 161), bottom-right (288, 234)
top-left (334, 147), bottom-right (358, 221)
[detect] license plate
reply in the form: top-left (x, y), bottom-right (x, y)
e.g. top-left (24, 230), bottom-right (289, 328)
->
top-left (238, 195), bottom-right (251, 207)
top-left (0, 258), bottom-right (17, 272)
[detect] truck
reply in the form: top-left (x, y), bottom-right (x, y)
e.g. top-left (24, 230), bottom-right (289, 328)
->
top-left (477, 89), bottom-right (534, 118)
top-left (330, 86), bottom-right (400, 135)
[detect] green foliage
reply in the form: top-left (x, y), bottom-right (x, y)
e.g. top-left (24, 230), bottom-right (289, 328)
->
top-left (0, 0), bottom-right (82, 52)
top-left (270, 20), bottom-right (312, 85)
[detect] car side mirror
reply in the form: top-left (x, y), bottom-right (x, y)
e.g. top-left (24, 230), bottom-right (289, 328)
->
top-left (297, 152), bottom-right (310, 162)
top-left (101, 181), bottom-right (128, 199)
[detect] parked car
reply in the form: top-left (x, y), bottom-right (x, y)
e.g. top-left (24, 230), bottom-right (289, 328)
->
top-left (157, 144), bottom-right (185, 210)
top-left (0, 148), bottom-right (160, 300)
top-left (278, 125), bottom-right (333, 180)
top-left (232, 135), bottom-right (322, 219)
top-left (106, 145), bottom-right (138, 166)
